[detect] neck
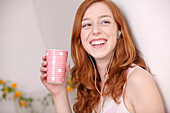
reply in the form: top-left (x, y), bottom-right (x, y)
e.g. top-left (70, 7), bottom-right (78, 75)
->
top-left (95, 53), bottom-right (113, 83)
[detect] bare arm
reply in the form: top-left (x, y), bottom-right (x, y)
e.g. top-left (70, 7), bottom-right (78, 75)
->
top-left (53, 89), bottom-right (72, 113)
top-left (40, 56), bottom-right (72, 113)
top-left (126, 68), bottom-right (165, 113)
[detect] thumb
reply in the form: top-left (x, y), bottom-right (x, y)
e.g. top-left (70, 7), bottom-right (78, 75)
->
top-left (65, 62), bottom-right (70, 79)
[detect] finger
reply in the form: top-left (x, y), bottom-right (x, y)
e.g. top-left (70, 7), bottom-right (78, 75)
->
top-left (41, 61), bottom-right (48, 67)
top-left (42, 56), bottom-right (46, 61)
top-left (40, 74), bottom-right (47, 82)
top-left (40, 67), bottom-right (48, 73)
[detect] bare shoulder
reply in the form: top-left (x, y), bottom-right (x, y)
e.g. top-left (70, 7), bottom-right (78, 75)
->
top-left (127, 67), bottom-right (154, 88)
top-left (125, 67), bottom-right (165, 113)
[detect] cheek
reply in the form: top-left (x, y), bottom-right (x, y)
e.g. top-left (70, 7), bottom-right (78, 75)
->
top-left (102, 26), bottom-right (117, 38)
top-left (80, 30), bottom-right (92, 53)
top-left (80, 29), bottom-right (90, 42)
top-left (80, 31), bottom-right (87, 48)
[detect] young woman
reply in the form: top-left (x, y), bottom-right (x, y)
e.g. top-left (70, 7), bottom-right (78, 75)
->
top-left (40, 0), bottom-right (165, 113)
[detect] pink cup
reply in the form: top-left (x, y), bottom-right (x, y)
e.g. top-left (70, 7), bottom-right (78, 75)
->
top-left (46, 49), bottom-right (68, 84)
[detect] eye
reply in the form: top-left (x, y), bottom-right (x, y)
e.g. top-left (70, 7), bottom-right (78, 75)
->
top-left (82, 23), bottom-right (92, 28)
top-left (100, 20), bottom-right (111, 25)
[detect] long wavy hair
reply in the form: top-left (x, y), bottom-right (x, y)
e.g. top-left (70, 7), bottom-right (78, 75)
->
top-left (71, 0), bottom-right (149, 112)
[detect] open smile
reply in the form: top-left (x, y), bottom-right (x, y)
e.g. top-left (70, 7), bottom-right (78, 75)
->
top-left (89, 38), bottom-right (107, 48)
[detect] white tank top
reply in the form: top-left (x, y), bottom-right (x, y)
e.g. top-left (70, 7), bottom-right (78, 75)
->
top-left (93, 64), bottom-right (144, 113)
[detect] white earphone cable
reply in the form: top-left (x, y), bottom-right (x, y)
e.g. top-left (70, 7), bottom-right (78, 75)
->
top-left (88, 51), bottom-right (114, 113)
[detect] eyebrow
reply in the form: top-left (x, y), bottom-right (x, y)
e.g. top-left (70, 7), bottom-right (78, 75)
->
top-left (82, 15), bottom-right (112, 21)
top-left (99, 15), bottom-right (112, 19)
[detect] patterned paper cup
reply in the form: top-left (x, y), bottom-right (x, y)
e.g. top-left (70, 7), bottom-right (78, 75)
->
top-left (46, 49), bottom-right (68, 84)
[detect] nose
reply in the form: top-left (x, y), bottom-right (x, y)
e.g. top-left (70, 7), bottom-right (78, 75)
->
top-left (92, 23), bottom-right (101, 35)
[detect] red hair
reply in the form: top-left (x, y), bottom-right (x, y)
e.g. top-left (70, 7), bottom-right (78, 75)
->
top-left (71, 0), bottom-right (149, 112)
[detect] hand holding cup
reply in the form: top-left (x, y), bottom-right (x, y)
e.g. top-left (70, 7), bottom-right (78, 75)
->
top-left (40, 49), bottom-right (70, 96)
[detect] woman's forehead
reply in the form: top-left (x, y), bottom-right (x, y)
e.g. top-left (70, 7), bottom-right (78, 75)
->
top-left (82, 2), bottom-right (113, 19)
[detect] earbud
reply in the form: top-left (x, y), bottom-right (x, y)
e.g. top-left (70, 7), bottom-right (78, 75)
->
top-left (118, 30), bottom-right (121, 39)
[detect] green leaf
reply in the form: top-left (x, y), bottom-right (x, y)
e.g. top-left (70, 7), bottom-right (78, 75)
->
top-left (1, 88), bottom-right (5, 91)
top-left (11, 88), bottom-right (14, 92)
top-left (28, 98), bottom-right (33, 102)
top-left (2, 93), bottom-right (6, 99)
top-left (25, 98), bottom-right (33, 102)
top-left (20, 96), bottom-right (25, 100)
top-left (8, 87), bottom-right (12, 92)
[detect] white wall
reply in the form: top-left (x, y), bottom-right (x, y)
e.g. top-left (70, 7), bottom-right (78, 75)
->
top-left (0, 0), bottom-right (76, 113)
top-left (113, 0), bottom-right (170, 112)
top-left (0, 0), bottom-right (49, 113)
top-left (0, 0), bottom-right (45, 92)
top-left (0, 0), bottom-right (169, 113)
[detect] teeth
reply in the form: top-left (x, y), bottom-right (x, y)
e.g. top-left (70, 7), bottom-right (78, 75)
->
top-left (91, 40), bottom-right (106, 46)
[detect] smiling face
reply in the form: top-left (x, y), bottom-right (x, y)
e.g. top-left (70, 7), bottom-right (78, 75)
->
top-left (80, 2), bottom-right (118, 60)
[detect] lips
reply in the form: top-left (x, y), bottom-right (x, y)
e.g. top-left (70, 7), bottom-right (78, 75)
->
top-left (90, 38), bottom-right (107, 46)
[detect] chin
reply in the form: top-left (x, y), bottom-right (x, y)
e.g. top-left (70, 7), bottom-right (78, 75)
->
top-left (90, 50), bottom-right (114, 60)
top-left (90, 53), bottom-right (108, 59)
